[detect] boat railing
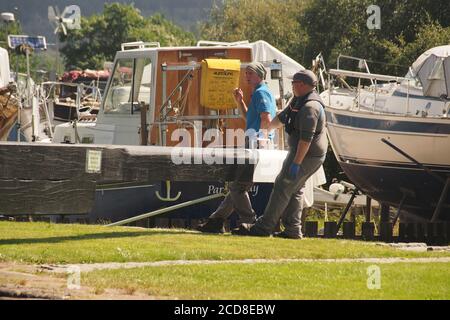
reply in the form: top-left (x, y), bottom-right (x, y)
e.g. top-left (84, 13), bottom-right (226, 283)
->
top-left (121, 41), bottom-right (161, 51)
top-left (41, 81), bottom-right (103, 102)
top-left (41, 81), bottom-right (102, 119)
top-left (196, 40), bottom-right (250, 47)
top-left (337, 54), bottom-right (373, 85)
top-left (328, 68), bottom-right (413, 116)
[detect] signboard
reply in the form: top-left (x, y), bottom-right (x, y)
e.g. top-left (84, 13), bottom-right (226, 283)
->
top-left (200, 59), bottom-right (241, 110)
top-left (85, 149), bottom-right (102, 174)
top-left (7, 35), bottom-right (47, 50)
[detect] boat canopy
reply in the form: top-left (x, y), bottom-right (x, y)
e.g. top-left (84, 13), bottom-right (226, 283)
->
top-left (411, 45), bottom-right (450, 99)
top-left (250, 40), bottom-right (304, 98)
top-left (0, 47), bottom-right (10, 88)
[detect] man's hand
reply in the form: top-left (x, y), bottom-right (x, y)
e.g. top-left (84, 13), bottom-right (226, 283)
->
top-left (233, 88), bottom-right (247, 120)
top-left (288, 163), bottom-right (301, 180)
top-left (233, 88), bottom-right (244, 104)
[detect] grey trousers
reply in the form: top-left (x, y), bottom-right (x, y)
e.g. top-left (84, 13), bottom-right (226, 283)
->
top-left (209, 181), bottom-right (256, 224)
top-left (253, 152), bottom-right (326, 237)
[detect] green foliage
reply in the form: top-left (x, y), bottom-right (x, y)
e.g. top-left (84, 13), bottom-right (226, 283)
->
top-left (0, 222), bottom-right (448, 264)
top-left (200, 0), bottom-right (450, 76)
top-left (0, 21), bottom-right (56, 81)
top-left (85, 262), bottom-right (450, 299)
top-left (385, 23), bottom-right (450, 69)
top-left (0, 22), bottom-right (21, 48)
top-left (301, 0), bottom-right (450, 75)
top-left (200, 0), bottom-right (309, 63)
top-left (0, 21), bottom-right (26, 75)
top-left (59, 3), bottom-right (196, 70)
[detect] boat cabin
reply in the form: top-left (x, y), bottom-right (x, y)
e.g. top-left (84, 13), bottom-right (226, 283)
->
top-left (53, 41), bottom-right (290, 148)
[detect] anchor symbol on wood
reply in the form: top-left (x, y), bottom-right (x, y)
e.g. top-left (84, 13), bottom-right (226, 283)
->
top-left (156, 180), bottom-right (182, 202)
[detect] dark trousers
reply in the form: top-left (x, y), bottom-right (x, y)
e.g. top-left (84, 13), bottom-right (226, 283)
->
top-left (253, 152), bottom-right (326, 237)
top-left (209, 181), bottom-right (256, 224)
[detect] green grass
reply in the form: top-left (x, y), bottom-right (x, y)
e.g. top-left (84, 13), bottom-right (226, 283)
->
top-left (0, 221), bottom-right (449, 264)
top-left (82, 262), bottom-right (450, 299)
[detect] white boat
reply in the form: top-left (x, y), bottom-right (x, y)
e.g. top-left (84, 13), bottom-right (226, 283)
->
top-left (319, 46), bottom-right (450, 221)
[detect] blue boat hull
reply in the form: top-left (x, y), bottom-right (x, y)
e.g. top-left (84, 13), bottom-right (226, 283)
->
top-left (87, 181), bottom-right (274, 224)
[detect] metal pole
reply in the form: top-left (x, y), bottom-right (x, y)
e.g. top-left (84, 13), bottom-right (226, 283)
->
top-left (381, 138), bottom-right (445, 184)
top-left (357, 78), bottom-right (361, 111)
top-left (75, 84), bottom-right (81, 119)
top-left (105, 192), bottom-right (226, 227)
top-left (392, 193), bottom-right (407, 228)
top-left (336, 190), bottom-right (358, 232)
top-left (373, 79), bottom-right (377, 112)
top-left (160, 63), bottom-right (167, 145)
top-left (26, 48), bottom-right (32, 106)
top-left (431, 177), bottom-right (450, 222)
top-left (365, 196), bottom-right (372, 222)
top-left (380, 204), bottom-right (390, 223)
top-left (278, 63), bottom-right (285, 150)
top-left (16, 99), bottom-right (22, 142)
top-left (41, 90), bottom-right (54, 138)
top-left (406, 79), bottom-right (410, 115)
top-left (140, 103), bottom-right (148, 146)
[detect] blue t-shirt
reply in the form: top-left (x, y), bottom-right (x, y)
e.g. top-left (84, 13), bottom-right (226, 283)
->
top-left (246, 83), bottom-right (276, 132)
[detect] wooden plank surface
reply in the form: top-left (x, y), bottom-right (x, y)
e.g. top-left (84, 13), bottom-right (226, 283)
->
top-left (0, 179), bottom-right (95, 215)
top-left (0, 142), bottom-right (256, 215)
top-left (0, 142), bottom-right (255, 182)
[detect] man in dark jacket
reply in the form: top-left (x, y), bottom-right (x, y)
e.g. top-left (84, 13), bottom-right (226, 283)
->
top-left (233, 69), bottom-right (327, 239)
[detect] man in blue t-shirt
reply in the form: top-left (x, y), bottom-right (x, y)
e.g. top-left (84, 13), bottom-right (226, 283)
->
top-left (197, 62), bottom-right (276, 233)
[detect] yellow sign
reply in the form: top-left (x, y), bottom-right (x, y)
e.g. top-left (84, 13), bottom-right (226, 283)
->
top-left (200, 59), bottom-right (241, 110)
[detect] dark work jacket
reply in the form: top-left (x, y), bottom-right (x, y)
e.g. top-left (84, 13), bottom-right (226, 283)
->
top-left (278, 90), bottom-right (328, 157)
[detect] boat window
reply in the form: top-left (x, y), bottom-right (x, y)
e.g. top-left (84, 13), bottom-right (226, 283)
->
top-left (132, 58), bottom-right (152, 114)
top-left (103, 58), bottom-right (152, 114)
top-left (402, 68), bottom-right (422, 89)
top-left (429, 58), bottom-right (444, 80)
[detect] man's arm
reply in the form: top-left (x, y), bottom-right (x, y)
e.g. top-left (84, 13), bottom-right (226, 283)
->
top-left (268, 115), bottom-right (283, 131)
top-left (288, 102), bottom-right (320, 179)
top-left (257, 112), bottom-right (273, 141)
top-left (233, 88), bottom-right (247, 121)
top-left (287, 139), bottom-right (312, 180)
top-left (293, 140), bottom-right (312, 165)
top-left (260, 112), bottom-right (272, 130)
top-left (293, 102), bottom-right (321, 164)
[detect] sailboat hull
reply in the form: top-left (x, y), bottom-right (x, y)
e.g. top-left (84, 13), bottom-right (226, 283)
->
top-left (326, 108), bottom-right (450, 221)
top-left (339, 160), bottom-right (450, 221)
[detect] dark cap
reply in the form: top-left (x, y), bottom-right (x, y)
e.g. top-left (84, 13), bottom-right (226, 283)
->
top-left (291, 69), bottom-right (317, 87)
top-left (246, 62), bottom-right (267, 80)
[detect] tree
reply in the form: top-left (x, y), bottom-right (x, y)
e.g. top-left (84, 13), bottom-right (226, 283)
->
top-left (383, 23), bottom-right (450, 69)
top-left (0, 21), bottom-right (25, 75)
top-left (301, 0), bottom-right (450, 75)
top-left (60, 3), bottom-right (196, 70)
top-left (0, 20), bottom-right (55, 81)
top-left (200, 0), bottom-right (309, 64)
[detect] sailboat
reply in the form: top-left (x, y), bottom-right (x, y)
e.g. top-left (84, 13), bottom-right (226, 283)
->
top-left (319, 46), bottom-right (450, 221)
